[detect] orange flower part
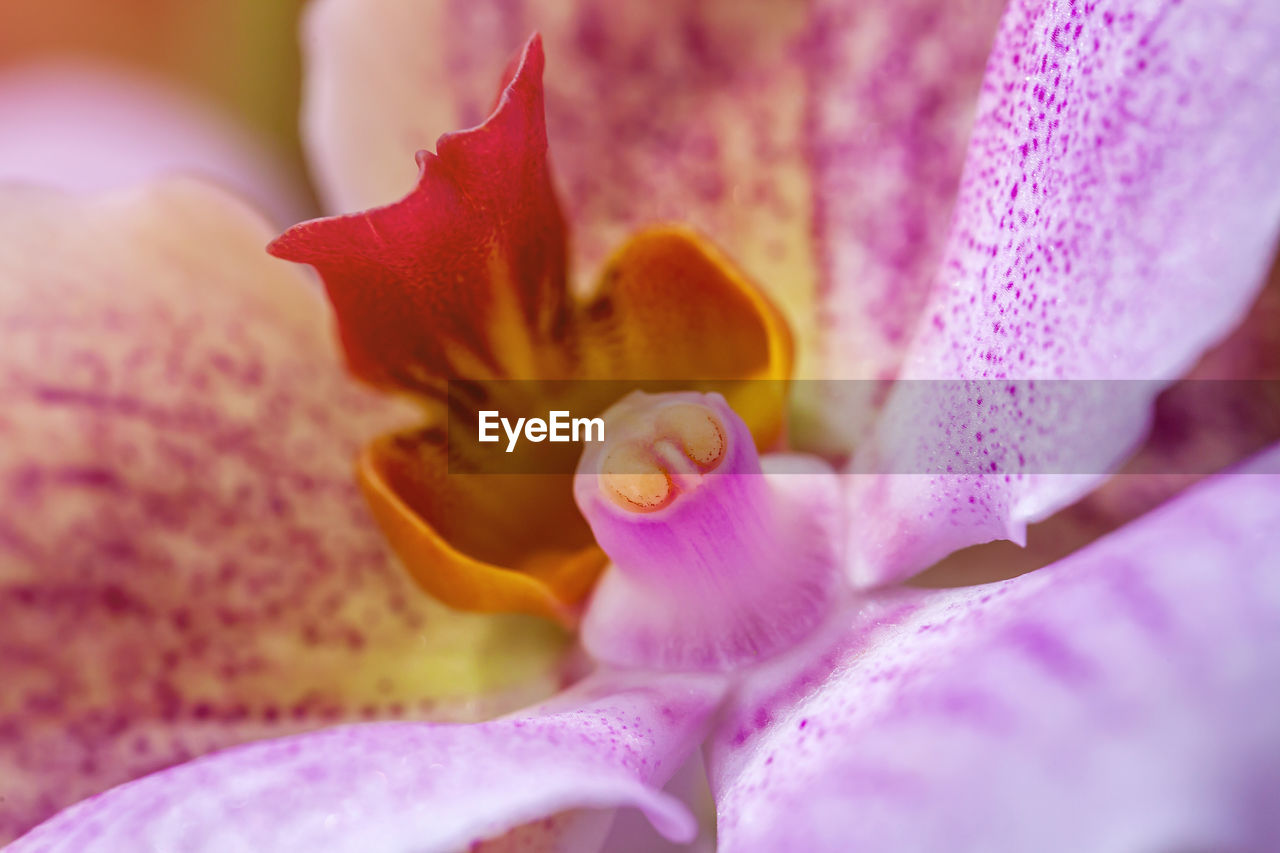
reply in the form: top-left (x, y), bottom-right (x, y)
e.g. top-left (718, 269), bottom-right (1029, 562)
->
top-left (269, 35), bottom-right (791, 623)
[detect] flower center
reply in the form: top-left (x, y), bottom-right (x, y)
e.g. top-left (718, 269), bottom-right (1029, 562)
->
top-left (574, 391), bottom-right (841, 672)
top-left (599, 402), bottom-right (728, 512)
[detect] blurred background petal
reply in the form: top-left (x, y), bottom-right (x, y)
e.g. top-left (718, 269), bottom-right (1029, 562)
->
top-left (0, 0), bottom-right (317, 224)
top-left (0, 62), bottom-right (305, 225)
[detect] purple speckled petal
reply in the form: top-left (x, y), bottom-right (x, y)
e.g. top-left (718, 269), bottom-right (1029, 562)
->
top-left (9, 670), bottom-right (723, 853)
top-left (0, 183), bottom-right (567, 842)
top-left (711, 444), bottom-right (1280, 852)
top-left (800, 0), bottom-right (1005, 442)
top-left (916, 257), bottom-right (1280, 589)
top-left (847, 0), bottom-right (1280, 584)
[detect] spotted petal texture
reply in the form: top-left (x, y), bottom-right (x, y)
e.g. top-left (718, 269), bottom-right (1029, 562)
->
top-left (9, 671), bottom-right (724, 853)
top-left (712, 443), bottom-right (1280, 852)
top-left (0, 183), bottom-right (565, 842)
top-left (798, 0), bottom-right (1005, 445)
top-left (848, 0), bottom-right (1280, 585)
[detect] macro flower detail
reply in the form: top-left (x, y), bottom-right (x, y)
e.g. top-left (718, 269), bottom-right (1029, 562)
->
top-left (3, 0), bottom-right (1280, 849)
top-left (268, 36), bottom-right (792, 623)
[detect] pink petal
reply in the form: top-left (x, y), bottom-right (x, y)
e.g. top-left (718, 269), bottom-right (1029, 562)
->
top-left (711, 444), bottom-right (1280, 851)
top-left (0, 62), bottom-right (306, 225)
top-left (848, 0), bottom-right (1280, 584)
top-left (0, 183), bottom-right (566, 842)
top-left (9, 671), bottom-right (724, 852)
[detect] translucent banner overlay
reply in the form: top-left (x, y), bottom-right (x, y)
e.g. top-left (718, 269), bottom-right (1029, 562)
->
top-left (435, 379), bottom-right (1280, 475)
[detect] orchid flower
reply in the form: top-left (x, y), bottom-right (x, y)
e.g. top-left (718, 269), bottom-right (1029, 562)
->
top-left (4, 0), bottom-right (1280, 850)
